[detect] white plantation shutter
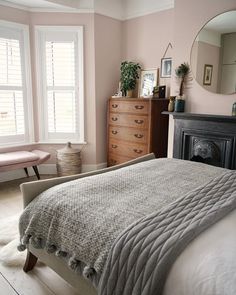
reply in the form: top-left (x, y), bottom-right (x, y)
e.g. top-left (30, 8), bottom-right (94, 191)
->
top-left (46, 41), bottom-right (76, 133)
top-left (0, 23), bottom-right (32, 145)
top-left (37, 27), bottom-right (84, 141)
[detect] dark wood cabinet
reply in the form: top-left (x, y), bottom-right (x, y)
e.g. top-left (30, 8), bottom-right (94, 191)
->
top-left (107, 98), bottom-right (169, 166)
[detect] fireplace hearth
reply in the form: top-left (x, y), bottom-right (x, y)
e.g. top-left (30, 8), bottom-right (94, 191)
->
top-left (164, 112), bottom-right (236, 169)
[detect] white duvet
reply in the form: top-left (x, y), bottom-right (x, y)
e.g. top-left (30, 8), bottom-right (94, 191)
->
top-left (164, 209), bottom-right (236, 295)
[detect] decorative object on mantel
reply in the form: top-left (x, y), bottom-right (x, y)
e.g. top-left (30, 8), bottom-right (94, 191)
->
top-left (56, 142), bottom-right (82, 176)
top-left (139, 68), bottom-right (158, 98)
top-left (120, 61), bottom-right (141, 97)
top-left (175, 62), bottom-right (190, 112)
top-left (168, 96), bottom-right (176, 112)
top-left (232, 102), bottom-right (236, 116)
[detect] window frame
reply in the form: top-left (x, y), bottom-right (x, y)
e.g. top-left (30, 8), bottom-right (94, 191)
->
top-left (35, 26), bottom-right (85, 143)
top-left (0, 20), bottom-right (34, 146)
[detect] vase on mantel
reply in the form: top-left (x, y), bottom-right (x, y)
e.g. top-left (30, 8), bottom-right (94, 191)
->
top-left (232, 102), bottom-right (236, 116)
top-left (174, 95), bottom-right (185, 112)
top-left (168, 96), bottom-right (176, 112)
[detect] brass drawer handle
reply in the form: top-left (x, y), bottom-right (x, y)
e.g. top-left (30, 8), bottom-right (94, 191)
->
top-left (112, 130), bottom-right (118, 135)
top-left (111, 144), bottom-right (118, 148)
top-left (112, 117), bottom-right (118, 121)
top-left (133, 149), bottom-right (143, 154)
top-left (134, 119), bottom-right (144, 124)
top-left (135, 105), bottom-right (144, 110)
top-left (112, 104), bottom-right (118, 108)
top-left (134, 134), bottom-right (144, 139)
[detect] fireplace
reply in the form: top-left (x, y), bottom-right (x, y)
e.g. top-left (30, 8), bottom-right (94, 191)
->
top-left (165, 112), bottom-right (236, 170)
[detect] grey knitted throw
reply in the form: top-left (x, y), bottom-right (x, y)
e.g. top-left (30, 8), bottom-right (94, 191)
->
top-left (18, 158), bottom-right (230, 288)
top-left (99, 168), bottom-right (236, 295)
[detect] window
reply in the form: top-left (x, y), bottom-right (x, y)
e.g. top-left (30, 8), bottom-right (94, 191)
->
top-left (36, 26), bottom-right (84, 142)
top-left (0, 21), bottom-right (32, 145)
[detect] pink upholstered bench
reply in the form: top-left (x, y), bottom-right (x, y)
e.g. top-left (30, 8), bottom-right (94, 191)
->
top-left (0, 150), bottom-right (50, 180)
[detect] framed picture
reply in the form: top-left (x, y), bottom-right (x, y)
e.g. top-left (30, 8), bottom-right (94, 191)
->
top-left (161, 58), bottom-right (172, 78)
top-left (139, 68), bottom-right (159, 97)
top-left (203, 64), bottom-right (213, 85)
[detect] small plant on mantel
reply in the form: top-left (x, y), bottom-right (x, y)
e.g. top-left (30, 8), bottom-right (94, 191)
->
top-left (175, 62), bottom-right (190, 98)
top-left (174, 62), bottom-right (190, 112)
top-left (120, 61), bottom-right (141, 97)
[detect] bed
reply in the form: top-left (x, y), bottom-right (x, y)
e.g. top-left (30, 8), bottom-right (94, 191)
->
top-left (18, 154), bottom-right (236, 295)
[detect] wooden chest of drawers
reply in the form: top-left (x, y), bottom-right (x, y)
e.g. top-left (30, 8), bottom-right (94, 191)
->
top-left (107, 98), bottom-right (169, 166)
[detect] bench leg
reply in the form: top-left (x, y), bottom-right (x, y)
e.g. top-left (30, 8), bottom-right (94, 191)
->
top-left (32, 165), bottom-right (40, 180)
top-left (24, 167), bottom-right (29, 178)
top-left (23, 250), bottom-right (38, 273)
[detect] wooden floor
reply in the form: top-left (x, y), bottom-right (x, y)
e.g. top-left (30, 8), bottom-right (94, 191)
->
top-left (0, 176), bottom-right (81, 295)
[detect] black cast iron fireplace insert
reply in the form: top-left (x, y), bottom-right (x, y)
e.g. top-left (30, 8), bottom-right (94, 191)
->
top-left (163, 112), bottom-right (236, 170)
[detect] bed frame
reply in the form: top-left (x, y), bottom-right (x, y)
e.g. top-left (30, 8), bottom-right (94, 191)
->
top-left (20, 153), bottom-right (155, 295)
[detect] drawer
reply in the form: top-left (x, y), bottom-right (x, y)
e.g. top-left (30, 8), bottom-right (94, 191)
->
top-left (109, 113), bottom-right (149, 129)
top-left (108, 153), bottom-right (132, 166)
top-left (109, 100), bottom-right (149, 114)
top-left (109, 126), bottom-right (148, 144)
top-left (109, 140), bottom-right (148, 158)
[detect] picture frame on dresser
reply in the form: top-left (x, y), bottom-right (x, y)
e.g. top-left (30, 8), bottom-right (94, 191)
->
top-left (138, 68), bottom-right (159, 98)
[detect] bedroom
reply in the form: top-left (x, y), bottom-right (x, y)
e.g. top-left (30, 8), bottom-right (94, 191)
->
top-left (0, 0), bottom-right (236, 294)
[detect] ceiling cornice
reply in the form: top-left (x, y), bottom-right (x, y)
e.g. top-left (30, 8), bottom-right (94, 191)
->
top-left (0, 0), bottom-right (174, 20)
top-left (124, 0), bottom-right (174, 20)
top-left (0, 0), bottom-right (94, 13)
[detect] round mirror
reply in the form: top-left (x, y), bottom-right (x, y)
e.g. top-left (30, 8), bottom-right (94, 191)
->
top-left (191, 10), bottom-right (236, 95)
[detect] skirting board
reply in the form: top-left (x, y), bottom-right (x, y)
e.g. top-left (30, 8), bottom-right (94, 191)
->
top-left (0, 163), bottom-right (107, 183)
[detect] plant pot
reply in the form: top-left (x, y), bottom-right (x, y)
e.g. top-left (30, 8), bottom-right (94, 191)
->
top-left (126, 90), bottom-right (133, 98)
top-left (175, 99), bottom-right (185, 112)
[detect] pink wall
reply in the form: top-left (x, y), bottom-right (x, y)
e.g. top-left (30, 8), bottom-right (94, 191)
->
top-left (122, 9), bottom-right (174, 97)
top-left (167, 0), bottom-right (236, 156)
top-left (94, 14), bottom-right (122, 163)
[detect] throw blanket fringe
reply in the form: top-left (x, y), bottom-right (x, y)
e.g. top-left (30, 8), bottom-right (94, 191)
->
top-left (99, 170), bottom-right (236, 295)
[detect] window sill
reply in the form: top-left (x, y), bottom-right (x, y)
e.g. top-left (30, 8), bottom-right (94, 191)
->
top-left (37, 141), bottom-right (87, 145)
top-left (0, 141), bottom-right (87, 152)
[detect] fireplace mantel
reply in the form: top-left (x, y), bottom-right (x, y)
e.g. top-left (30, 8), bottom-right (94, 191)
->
top-left (163, 111), bottom-right (236, 123)
top-left (163, 112), bottom-right (236, 169)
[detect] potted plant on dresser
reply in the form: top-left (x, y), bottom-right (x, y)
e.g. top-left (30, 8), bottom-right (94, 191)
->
top-left (175, 62), bottom-right (190, 112)
top-left (120, 61), bottom-right (141, 97)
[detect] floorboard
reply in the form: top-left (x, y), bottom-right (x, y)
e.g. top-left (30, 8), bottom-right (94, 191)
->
top-left (0, 272), bottom-right (18, 295)
top-left (0, 176), bottom-right (81, 295)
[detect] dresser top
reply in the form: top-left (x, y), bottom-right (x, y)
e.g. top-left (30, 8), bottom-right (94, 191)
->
top-left (110, 97), bottom-right (168, 102)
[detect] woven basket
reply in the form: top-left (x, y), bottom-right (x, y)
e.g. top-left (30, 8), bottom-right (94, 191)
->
top-left (56, 142), bottom-right (82, 176)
